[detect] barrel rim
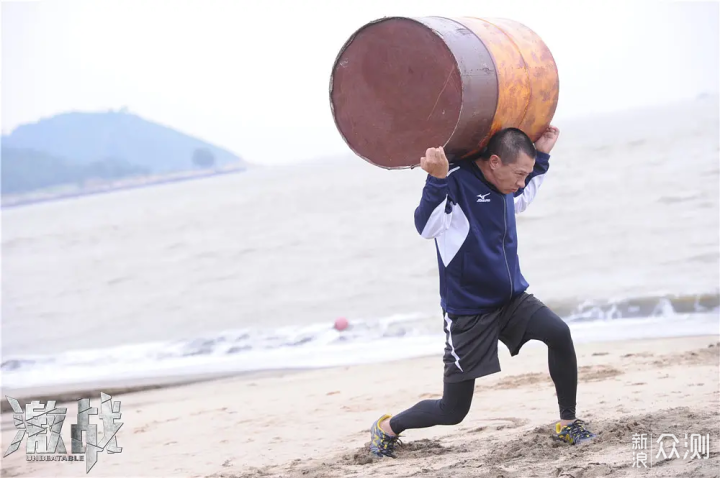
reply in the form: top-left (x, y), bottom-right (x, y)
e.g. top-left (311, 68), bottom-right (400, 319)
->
top-left (328, 16), bottom-right (463, 171)
top-left (437, 15), bottom-right (501, 161)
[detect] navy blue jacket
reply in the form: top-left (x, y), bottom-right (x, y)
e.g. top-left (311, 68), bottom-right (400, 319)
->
top-left (414, 152), bottom-right (550, 315)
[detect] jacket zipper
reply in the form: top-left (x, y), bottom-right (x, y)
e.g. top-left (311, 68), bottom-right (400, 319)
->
top-left (501, 196), bottom-right (513, 299)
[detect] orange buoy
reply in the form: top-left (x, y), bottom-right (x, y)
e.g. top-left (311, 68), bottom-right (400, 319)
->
top-left (334, 317), bottom-right (349, 331)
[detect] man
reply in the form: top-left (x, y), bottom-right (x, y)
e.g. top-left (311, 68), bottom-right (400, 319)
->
top-left (369, 126), bottom-right (596, 458)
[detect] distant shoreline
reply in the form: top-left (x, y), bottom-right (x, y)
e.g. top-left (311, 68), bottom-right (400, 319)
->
top-left (1, 166), bottom-right (247, 209)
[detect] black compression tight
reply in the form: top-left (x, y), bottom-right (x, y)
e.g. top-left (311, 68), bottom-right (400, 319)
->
top-left (388, 307), bottom-right (578, 434)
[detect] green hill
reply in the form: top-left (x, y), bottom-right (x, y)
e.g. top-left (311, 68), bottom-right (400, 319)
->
top-left (1, 147), bottom-right (151, 195)
top-left (1, 109), bottom-right (246, 195)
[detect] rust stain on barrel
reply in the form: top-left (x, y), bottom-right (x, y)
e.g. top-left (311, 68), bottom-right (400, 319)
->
top-left (455, 17), bottom-right (531, 148)
top-left (484, 17), bottom-right (559, 141)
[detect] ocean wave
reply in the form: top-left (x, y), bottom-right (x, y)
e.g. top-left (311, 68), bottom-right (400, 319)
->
top-left (552, 293), bottom-right (719, 322)
top-left (2, 294), bottom-right (718, 390)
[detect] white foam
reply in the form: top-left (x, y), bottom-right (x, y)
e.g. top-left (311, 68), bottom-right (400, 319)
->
top-left (2, 311), bottom-right (718, 391)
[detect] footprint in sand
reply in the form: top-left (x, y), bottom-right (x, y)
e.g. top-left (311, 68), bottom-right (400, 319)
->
top-left (621, 352), bottom-right (655, 358)
top-left (133, 417), bottom-right (180, 434)
top-left (492, 367), bottom-right (622, 389)
top-left (494, 372), bottom-right (551, 389)
top-left (191, 407), bottom-right (228, 416)
top-left (579, 365), bottom-right (623, 381)
top-left (418, 392), bottom-right (442, 399)
top-left (467, 417), bottom-right (530, 432)
top-left (650, 347), bottom-right (719, 367)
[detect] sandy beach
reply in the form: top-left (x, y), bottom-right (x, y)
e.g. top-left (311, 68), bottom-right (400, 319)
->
top-left (2, 2), bottom-right (718, 477)
top-left (2, 335), bottom-right (718, 478)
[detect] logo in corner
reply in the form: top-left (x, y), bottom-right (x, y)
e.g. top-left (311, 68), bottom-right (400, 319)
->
top-left (4, 393), bottom-right (123, 474)
top-left (476, 193), bottom-right (491, 203)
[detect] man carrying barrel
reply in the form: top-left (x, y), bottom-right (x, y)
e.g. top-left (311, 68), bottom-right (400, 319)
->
top-left (370, 125), bottom-right (596, 458)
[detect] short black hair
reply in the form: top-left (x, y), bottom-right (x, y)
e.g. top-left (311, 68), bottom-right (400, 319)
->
top-left (479, 128), bottom-right (536, 164)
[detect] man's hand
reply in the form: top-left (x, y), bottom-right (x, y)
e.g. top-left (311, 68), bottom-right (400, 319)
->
top-left (420, 147), bottom-right (449, 179)
top-left (534, 125), bottom-right (560, 154)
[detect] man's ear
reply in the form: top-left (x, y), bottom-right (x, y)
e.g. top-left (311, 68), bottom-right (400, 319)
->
top-left (489, 154), bottom-right (502, 169)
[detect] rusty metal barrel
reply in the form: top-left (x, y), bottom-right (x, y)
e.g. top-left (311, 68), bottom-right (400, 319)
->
top-left (329, 16), bottom-right (559, 169)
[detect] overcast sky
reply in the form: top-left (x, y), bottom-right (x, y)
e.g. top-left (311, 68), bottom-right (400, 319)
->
top-left (3, 0), bottom-right (718, 164)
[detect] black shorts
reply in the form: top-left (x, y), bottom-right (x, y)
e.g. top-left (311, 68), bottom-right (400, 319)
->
top-left (442, 292), bottom-right (546, 383)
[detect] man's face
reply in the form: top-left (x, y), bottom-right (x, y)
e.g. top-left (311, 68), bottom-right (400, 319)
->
top-left (489, 152), bottom-right (535, 195)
